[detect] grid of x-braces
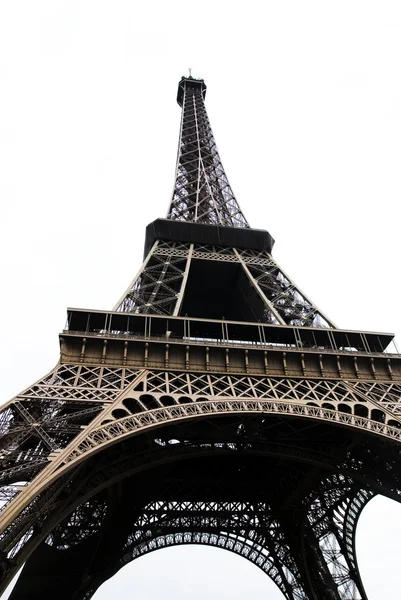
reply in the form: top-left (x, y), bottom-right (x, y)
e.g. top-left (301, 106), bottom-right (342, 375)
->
top-left (167, 80), bottom-right (249, 227)
top-left (114, 240), bottom-right (334, 327)
top-left (0, 364), bottom-right (142, 512)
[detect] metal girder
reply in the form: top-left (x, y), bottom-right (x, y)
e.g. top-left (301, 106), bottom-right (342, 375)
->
top-left (167, 78), bottom-right (249, 228)
top-left (114, 240), bottom-right (335, 327)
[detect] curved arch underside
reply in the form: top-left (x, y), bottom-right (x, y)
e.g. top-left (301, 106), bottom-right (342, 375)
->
top-left (2, 367), bottom-right (401, 535)
top-left (5, 409), bottom-right (401, 600)
top-left (2, 365), bottom-right (401, 600)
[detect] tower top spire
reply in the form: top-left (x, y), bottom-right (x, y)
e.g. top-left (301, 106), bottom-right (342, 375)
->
top-left (170, 75), bottom-right (248, 228)
top-left (176, 75), bottom-right (207, 107)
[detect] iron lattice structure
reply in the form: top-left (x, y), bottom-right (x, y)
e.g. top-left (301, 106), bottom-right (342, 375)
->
top-left (1, 76), bottom-right (401, 600)
top-left (166, 77), bottom-right (248, 227)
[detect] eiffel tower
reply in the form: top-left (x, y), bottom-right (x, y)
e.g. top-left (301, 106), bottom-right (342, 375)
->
top-left (1, 75), bottom-right (401, 600)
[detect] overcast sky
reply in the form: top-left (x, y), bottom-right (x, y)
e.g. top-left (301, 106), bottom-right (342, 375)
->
top-left (1, 1), bottom-right (401, 598)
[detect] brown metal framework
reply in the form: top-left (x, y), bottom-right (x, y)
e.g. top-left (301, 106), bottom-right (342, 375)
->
top-left (1, 76), bottom-right (401, 599)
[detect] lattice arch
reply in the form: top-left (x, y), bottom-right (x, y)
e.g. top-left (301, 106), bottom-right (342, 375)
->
top-left (1, 404), bottom-right (397, 600)
top-left (80, 530), bottom-right (306, 600)
top-left (58, 395), bottom-right (401, 473)
top-left (2, 373), bottom-right (401, 549)
top-left (41, 467), bottom-right (373, 600)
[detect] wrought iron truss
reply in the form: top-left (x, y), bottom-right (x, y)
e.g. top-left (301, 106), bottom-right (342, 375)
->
top-left (167, 77), bottom-right (249, 227)
top-left (114, 240), bottom-right (334, 327)
top-left (1, 363), bottom-right (401, 598)
top-left (1, 75), bottom-right (401, 599)
top-left (42, 475), bottom-right (372, 600)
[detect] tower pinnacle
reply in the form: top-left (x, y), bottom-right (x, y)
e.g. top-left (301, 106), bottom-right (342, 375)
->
top-left (168, 76), bottom-right (249, 228)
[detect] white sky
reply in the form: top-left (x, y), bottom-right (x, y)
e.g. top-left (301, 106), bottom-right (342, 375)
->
top-left (1, 1), bottom-right (401, 598)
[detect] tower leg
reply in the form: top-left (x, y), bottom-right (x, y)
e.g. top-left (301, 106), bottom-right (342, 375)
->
top-left (301, 523), bottom-right (342, 600)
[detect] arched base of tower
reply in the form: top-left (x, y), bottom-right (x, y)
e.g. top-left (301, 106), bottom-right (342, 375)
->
top-left (6, 413), bottom-right (381, 600)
